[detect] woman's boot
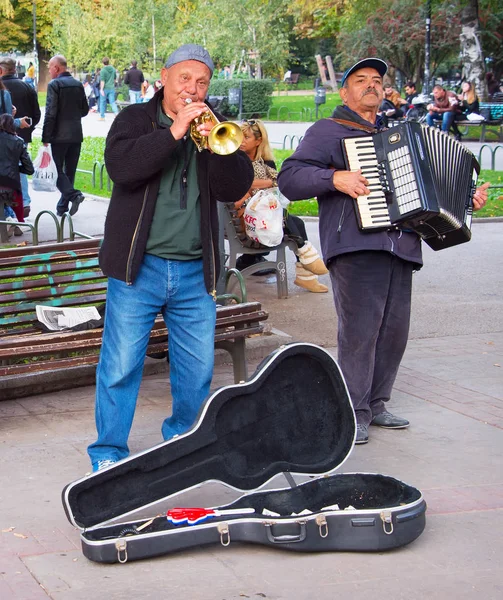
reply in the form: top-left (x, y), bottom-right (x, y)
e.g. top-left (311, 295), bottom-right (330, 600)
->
top-left (294, 264), bottom-right (328, 293)
top-left (295, 241), bottom-right (329, 275)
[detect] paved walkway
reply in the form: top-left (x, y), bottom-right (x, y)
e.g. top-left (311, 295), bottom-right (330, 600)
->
top-left (1, 110), bottom-right (502, 599)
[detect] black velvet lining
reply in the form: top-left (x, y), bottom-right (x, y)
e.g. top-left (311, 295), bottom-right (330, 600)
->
top-left (64, 344), bottom-right (355, 529)
top-left (83, 473), bottom-right (422, 542)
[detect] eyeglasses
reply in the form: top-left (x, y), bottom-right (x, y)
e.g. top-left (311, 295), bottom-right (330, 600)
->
top-left (243, 119), bottom-right (258, 126)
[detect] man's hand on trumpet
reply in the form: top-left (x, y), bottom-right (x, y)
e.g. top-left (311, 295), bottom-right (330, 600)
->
top-left (169, 98), bottom-right (214, 141)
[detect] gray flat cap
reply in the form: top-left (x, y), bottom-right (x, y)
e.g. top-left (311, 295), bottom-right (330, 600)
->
top-left (164, 44), bottom-right (214, 75)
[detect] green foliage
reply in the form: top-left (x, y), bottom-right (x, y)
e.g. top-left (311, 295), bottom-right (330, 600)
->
top-left (209, 79), bottom-right (274, 117)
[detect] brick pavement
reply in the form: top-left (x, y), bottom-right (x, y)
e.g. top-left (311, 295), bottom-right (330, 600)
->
top-left (1, 330), bottom-right (502, 599)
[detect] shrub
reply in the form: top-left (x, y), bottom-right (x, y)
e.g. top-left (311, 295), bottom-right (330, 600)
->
top-left (208, 79), bottom-right (274, 118)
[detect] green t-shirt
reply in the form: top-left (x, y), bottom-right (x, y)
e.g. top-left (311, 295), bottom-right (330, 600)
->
top-left (145, 108), bottom-right (202, 260)
top-left (101, 65), bottom-right (116, 91)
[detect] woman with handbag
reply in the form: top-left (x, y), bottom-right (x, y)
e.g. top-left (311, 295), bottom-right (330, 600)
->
top-left (235, 119), bottom-right (328, 293)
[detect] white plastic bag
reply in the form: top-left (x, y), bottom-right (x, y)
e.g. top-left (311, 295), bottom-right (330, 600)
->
top-left (244, 189), bottom-right (285, 247)
top-left (32, 145), bottom-right (58, 192)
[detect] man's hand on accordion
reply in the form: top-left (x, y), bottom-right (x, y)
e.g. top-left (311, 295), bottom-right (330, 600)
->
top-left (473, 182), bottom-right (490, 211)
top-left (333, 169), bottom-right (370, 199)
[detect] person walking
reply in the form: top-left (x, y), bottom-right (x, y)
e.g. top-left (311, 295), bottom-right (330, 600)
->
top-left (278, 58), bottom-right (489, 445)
top-left (0, 56), bottom-right (41, 218)
top-left (41, 55), bottom-right (89, 216)
top-left (98, 57), bottom-right (118, 120)
top-left (86, 44), bottom-right (253, 472)
top-left (124, 60), bottom-right (144, 104)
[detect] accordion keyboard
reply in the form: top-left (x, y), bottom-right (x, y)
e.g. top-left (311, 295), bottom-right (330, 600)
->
top-left (343, 137), bottom-right (391, 229)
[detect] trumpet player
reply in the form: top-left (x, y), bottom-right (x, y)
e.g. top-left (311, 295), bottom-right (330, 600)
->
top-left (87, 44), bottom-right (253, 473)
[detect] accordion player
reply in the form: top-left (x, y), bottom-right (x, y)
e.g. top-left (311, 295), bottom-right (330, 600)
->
top-left (342, 121), bottom-right (480, 250)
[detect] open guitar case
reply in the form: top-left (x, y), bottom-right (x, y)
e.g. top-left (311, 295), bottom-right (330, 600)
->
top-left (62, 343), bottom-right (426, 564)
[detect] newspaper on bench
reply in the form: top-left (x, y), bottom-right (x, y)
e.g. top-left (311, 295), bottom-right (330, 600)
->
top-left (36, 305), bottom-right (101, 331)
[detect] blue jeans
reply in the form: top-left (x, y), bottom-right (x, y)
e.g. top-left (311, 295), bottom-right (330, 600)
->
top-left (20, 172), bottom-right (30, 207)
top-left (426, 111), bottom-right (455, 132)
top-left (128, 90), bottom-right (142, 104)
top-left (87, 254), bottom-right (216, 468)
top-left (99, 89), bottom-right (118, 117)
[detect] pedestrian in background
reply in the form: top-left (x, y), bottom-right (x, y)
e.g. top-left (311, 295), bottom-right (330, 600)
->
top-left (98, 57), bottom-right (118, 120)
top-left (42, 55), bottom-right (89, 216)
top-left (124, 60), bottom-right (144, 104)
top-left (0, 56), bottom-right (40, 218)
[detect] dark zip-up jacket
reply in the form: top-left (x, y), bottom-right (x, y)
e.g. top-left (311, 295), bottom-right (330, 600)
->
top-left (1, 74), bottom-right (41, 143)
top-left (278, 105), bottom-right (423, 268)
top-left (100, 89), bottom-right (254, 293)
top-left (0, 131), bottom-right (34, 191)
top-left (124, 68), bottom-right (144, 92)
top-left (42, 72), bottom-right (89, 144)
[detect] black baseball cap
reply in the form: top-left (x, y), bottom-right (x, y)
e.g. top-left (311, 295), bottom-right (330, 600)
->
top-left (340, 58), bottom-right (388, 87)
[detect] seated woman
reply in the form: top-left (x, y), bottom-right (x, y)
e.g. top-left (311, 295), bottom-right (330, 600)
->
top-left (457, 81), bottom-right (480, 116)
top-left (234, 119), bottom-right (329, 293)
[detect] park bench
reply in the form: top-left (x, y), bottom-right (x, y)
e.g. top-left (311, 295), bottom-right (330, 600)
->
top-left (220, 203), bottom-right (297, 300)
top-left (0, 238), bottom-right (269, 400)
top-left (453, 102), bottom-right (503, 142)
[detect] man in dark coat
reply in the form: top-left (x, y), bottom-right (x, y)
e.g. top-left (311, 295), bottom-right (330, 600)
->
top-left (278, 58), bottom-right (489, 444)
top-left (87, 44), bottom-right (253, 472)
top-left (124, 60), bottom-right (144, 104)
top-left (42, 55), bottom-right (89, 216)
top-left (0, 56), bottom-right (41, 217)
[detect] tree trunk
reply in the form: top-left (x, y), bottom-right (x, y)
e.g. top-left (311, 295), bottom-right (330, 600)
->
top-left (459, 0), bottom-right (488, 100)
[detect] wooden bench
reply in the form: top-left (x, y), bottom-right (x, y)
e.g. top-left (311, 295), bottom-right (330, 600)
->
top-left (0, 238), bottom-right (268, 400)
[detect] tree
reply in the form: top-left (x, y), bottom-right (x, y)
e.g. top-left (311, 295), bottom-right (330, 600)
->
top-left (459, 0), bottom-right (487, 98)
top-left (0, 0), bottom-right (53, 55)
top-left (336, 0), bottom-right (461, 86)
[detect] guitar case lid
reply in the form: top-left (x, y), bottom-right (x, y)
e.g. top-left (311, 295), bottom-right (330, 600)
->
top-left (63, 343), bottom-right (356, 530)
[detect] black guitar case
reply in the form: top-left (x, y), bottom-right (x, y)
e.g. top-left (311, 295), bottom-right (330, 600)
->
top-left (62, 343), bottom-right (426, 563)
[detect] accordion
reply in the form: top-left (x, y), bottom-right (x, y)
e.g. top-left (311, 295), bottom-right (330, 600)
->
top-left (342, 122), bottom-right (480, 250)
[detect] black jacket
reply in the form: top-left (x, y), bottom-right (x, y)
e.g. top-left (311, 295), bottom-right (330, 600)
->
top-left (124, 68), bottom-right (144, 91)
top-left (100, 89), bottom-right (254, 293)
top-left (1, 74), bottom-right (41, 143)
top-left (0, 131), bottom-right (34, 191)
top-left (42, 72), bottom-right (89, 144)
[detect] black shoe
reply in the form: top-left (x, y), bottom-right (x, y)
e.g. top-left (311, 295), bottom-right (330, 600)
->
top-left (69, 194), bottom-right (85, 216)
top-left (355, 423), bottom-right (369, 444)
top-left (455, 133), bottom-right (462, 141)
top-left (57, 210), bottom-right (66, 217)
top-left (370, 410), bottom-right (409, 429)
top-left (236, 255), bottom-right (266, 271)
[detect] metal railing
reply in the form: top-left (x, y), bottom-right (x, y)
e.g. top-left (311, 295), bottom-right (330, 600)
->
top-left (0, 210), bottom-right (95, 246)
top-left (478, 144), bottom-right (503, 171)
top-left (76, 161), bottom-right (111, 192)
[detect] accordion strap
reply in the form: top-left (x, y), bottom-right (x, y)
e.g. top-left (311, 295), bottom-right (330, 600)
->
top-left (329, 118), bottom-right (377, 134)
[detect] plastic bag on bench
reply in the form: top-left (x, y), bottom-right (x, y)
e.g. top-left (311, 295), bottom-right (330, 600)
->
top-left (244, 189), bottom-right (287, 247)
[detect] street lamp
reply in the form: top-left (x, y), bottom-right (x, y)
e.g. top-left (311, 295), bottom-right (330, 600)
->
top-left (32, 0), bottom-right (38, 87)
top-left (423, 0), bottom-right (431, 95)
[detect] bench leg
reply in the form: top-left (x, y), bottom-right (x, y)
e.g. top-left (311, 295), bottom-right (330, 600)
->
top-left (275, 246), bottom-right (289, 299)
top-left (216, 338), bottom-right (248, 383)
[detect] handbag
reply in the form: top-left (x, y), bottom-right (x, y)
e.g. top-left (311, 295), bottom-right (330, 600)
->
top-left (32, 145), bottom-right (58, 192)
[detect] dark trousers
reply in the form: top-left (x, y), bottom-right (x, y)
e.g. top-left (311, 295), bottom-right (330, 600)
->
top-left (329, 251), bottom-right (413, 426)
top-left (51, 143), bottom-right (82, 213)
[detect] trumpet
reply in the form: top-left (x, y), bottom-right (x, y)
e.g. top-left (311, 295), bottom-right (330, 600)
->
top-left (185, 99), bottom-right (243, 155)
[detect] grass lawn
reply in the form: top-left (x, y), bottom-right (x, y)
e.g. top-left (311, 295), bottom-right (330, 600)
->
top-left (268, 93), bottom-right (342, 121)
top-left (29, 132), bottom-right (502, 218)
